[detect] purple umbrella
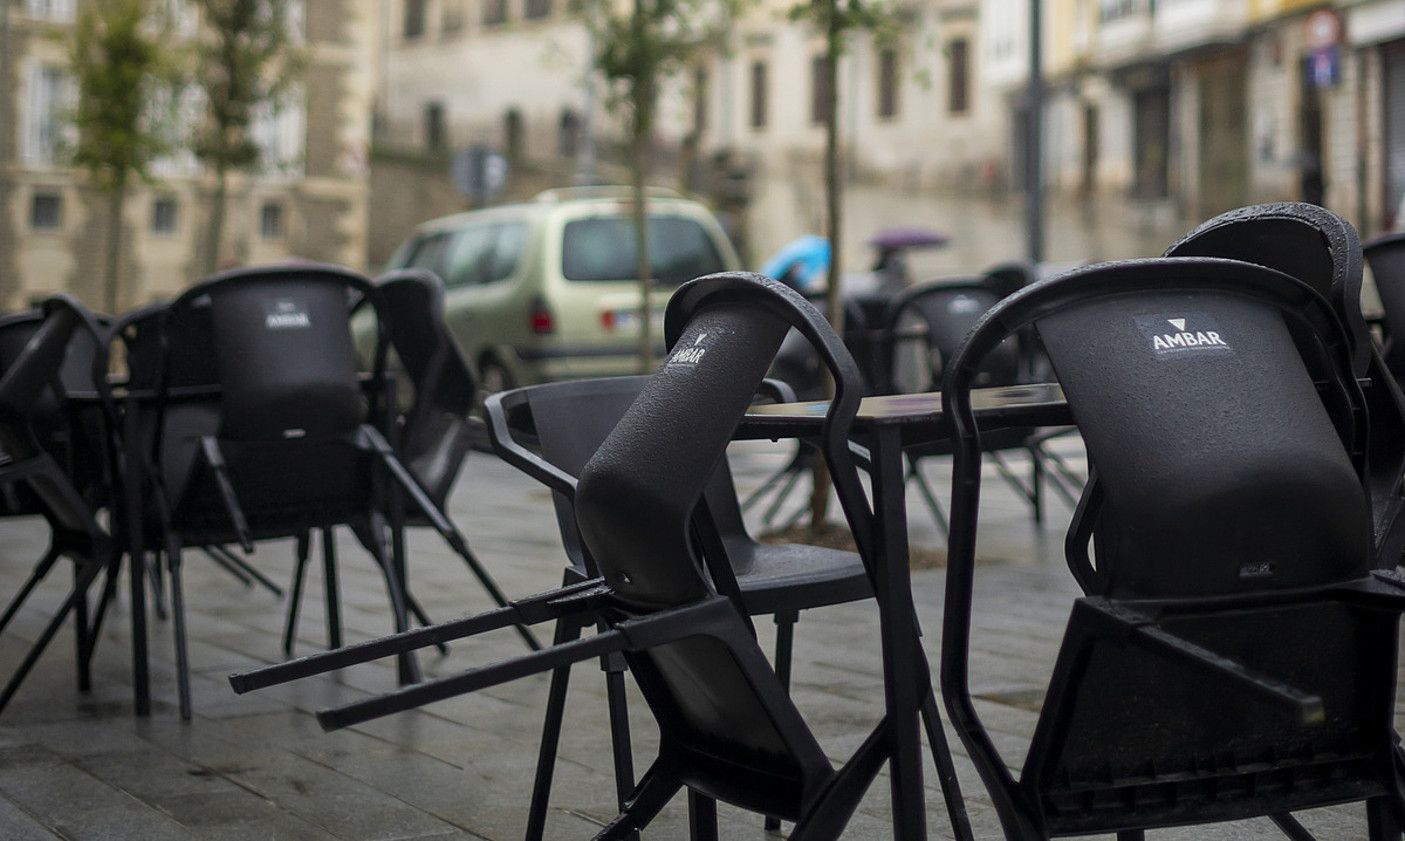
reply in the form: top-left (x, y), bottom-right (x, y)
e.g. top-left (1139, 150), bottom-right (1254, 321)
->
top-left (867, 226), bottom-right (950, 251)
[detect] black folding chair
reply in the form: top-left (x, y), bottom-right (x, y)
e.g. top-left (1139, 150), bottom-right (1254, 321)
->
top-left (280, 269), bottom-right (538, 658)
top-left (485, 373), bottom-right (873, 839)
top-left (148, 263), bottom-right (490, 719)
top-left (941, 256), bottom-right (1405, 840)
top-left (881, 276), bottom-right (1080, 533)
top-left (1167, 202), bottom-right (1405, 568)
top-left (1366, 231), bottom-right (1405, 376)
top-left (231, 272), bottom-right (972, 841)
top-left (0, 296), bottom-right (122, 714)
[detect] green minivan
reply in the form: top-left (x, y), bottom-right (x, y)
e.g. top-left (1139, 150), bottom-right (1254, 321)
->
top-left (384, 186), bottom-right (740, 392)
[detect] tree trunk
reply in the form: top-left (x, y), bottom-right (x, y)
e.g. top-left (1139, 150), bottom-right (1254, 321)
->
top-left (204, 161), bottom-right (229, 275)
top-left (103, 181), bottom-right (126, 315)
top-left (632, 43), bottom-right (655, 373)
top-left (808, 0), bottom-right (844, 531)
top-left (103, 182), bottom-right (125, 314)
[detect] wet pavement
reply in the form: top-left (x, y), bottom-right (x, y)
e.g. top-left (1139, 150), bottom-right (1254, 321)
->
top-left (0, 433), bottom-right (1395, 840)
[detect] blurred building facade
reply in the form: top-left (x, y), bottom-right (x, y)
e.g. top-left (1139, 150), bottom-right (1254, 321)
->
top-left (987, 0), bottom-right (1405, 235)
top-left (0, 0), bottom-right (379, 311)
top-left (381, 0), bottom-right (1405, 239)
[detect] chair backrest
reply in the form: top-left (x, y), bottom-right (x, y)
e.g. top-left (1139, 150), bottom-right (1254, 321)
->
top-left (570, 273), bottom-right (865, 791)
top-left (0, 297), bottom-right (108, 536)
top-left (491, 375), bottom-right (759, 578)
top-left (1167, 202), bottom-right (1369, 374)
top-left (150, 265), bottom-right (389, 535)
top-left (940, 258), bottom-right (1379, 836)
top-left (1366, 232), bottom-right (1405, 371)
top-left (1166, 204), bottom-right (1405, 567)
top-left (162, 264), bottom-right (382, 442)
top-left (882, 278), bottom-right (1022, 393)
top-left (375, 269), bottom-right (477, 504)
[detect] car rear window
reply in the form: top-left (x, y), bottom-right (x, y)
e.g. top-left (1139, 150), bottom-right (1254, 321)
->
top-left (561, 215), bottom-right (726, 283)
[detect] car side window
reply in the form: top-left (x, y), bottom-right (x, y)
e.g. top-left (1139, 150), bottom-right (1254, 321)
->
top-left (442, 224), bottom-right (496, 287)
top-left (405, 232), bottom-right (450, 273)
top-left (442, 220), bottom-right (529, 287)
top-left (486, 221), bottom-right (528, 282)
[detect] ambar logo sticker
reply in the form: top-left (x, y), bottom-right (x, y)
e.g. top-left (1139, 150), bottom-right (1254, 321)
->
top-left (668, 332), bottom-right (708, 367)
top-left (265, 299), bottom-right (311, 330)
top-left (1135, 313), bottom-right (1232, 359)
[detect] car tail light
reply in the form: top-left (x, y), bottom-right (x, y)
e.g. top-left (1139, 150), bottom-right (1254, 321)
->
top-left (600, 310), bottom-right (615, 331)
top-left (530, 299), bottom-right (555, 334)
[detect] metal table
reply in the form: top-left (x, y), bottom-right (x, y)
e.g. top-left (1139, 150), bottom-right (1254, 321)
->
top-left (736, 382), bottom-right (1071, 841)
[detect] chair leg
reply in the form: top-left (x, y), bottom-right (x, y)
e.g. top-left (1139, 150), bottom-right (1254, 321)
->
top-left (1027, 445), bottom-right (1044, 525)
top-left (590, 764), bottom-right (680, 841)
top-left (148, 549), bottom-right (168, 621)
top-left (81, 552), bottom-right (124, 672)
top-left (765, 610), bottom-right (799, 833)
top-left (762, 463), bottom-right (805, 529)
top-left (1270, 813), bottom-right (1318, 841)
top-left (200, 546), bottom-right (253, 588)
top-left (524, 617), bottom-right (585, 841)
top-left (907, 462), bottom-right (950, 536)
top-left (283, 532), bottom-right (312, 657)
top-left (370, 523), bottom-right (420, 685)
top-left (449, 538), bottom-right (542, 651)
top-left (604, 652), bottom-right (636, 819)
top-left (0, 560), bottom-right (103, 715)
top-left (0, 546), bottom-right (60, 635)
top-left (1370, 797), bottom-right (1403, 841)
top-left (205, 544), bottom-right (284, 597)
top-left (688, 789), bottom-right (718, 841)
top-left (74, 562), bottom-right (91, 692)
top-left (920, 688), bottom-right (974, 841)
top-left (166, 540), bottom-right (193, 721)
top-left (322, 528), bottom-right (342, 651)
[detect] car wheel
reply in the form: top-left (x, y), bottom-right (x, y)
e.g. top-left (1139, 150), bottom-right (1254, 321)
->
top-left (478, 359), bottom-right (514, 398)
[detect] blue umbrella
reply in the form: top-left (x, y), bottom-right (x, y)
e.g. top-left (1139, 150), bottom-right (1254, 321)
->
top-left (759, 236), bottom-right (831, 291)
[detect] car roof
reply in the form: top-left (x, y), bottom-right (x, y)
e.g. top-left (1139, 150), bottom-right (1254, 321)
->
top-left (410, 187), bottom-right (713, 236)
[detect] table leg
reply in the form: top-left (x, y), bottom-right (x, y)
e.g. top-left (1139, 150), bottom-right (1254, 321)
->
top-left (870, 425), bottom-right (926, 841)
top-left (121, 435), bottom-right (151, 717)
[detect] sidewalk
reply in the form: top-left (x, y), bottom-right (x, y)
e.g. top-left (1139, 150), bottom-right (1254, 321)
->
top-left (0, 439), bottom-right (1390, 840)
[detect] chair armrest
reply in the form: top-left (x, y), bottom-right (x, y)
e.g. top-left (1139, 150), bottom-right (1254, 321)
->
top-left (483, 390), bottom-right (578, 498)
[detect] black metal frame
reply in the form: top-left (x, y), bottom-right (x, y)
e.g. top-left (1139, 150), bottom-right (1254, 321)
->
top-left (940, 257), bottom-right (1405, 840)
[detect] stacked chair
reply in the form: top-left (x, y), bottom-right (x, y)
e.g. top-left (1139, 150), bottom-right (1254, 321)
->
top-left (940, 252), bottom-right (1405, 839)
top-left (879, 268), bottom-right (1080, 533)
top-left (280, 269), bottom-right (538, 658)
top-left (230, 272), bottom-right (973, 841)
top-left (484, 373), bottom-right (873, 838)
top-left (0, 297), bottom-right (122, 714)
top-left (130, 263), bottom-right (526, 719)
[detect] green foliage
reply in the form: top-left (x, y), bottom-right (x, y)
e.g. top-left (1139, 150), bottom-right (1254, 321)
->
top-left (574, 0), bottom-right (741, 139)
top-left (788, 0), bottom-right (903, 58)
top-left (69, 0), bottom-right (172, 191)
top-left (191, 0), bottom-right (303, 173)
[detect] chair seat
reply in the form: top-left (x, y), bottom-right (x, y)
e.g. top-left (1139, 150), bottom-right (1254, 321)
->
top-left (725, 539), bottom-right (872, 615)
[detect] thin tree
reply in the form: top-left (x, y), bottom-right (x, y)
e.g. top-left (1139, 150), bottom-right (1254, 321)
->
top-left (70, 0), bottom-right (171, 314)
top-left (192, 0), bottom-right (300, 273)
top-left (790, 0), bottom-right (899, 529)
top-left (576, 0), bottom-right (739, 371)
